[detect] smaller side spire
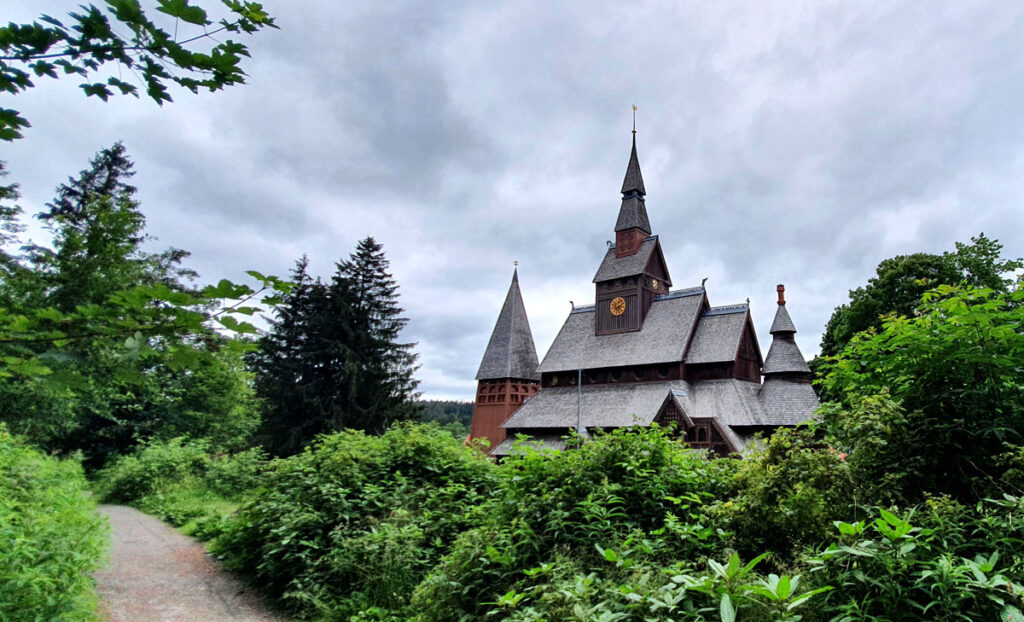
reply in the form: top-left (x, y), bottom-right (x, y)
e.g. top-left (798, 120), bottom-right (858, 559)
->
top-left (763, 284), bottom-right (810, 375)
top-left (475, 268), bottom-right (541, 381)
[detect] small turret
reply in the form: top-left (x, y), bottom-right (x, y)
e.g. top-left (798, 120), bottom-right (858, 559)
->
top-left (762, 284), bottom-right (810, 376)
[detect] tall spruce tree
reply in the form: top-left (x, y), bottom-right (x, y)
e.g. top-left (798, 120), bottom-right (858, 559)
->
top-left (253, 238), bottom-right (420, 455)
top-left (250, 257), bottom-right (333, 455)
top-left (329, 237), bottom-right (421, 433)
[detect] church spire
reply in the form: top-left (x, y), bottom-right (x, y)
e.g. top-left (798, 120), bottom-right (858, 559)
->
top-left (614, 132), bottom-right (651, 235)
top-left (620, 133), bottom-right (646, 198)
top-left (475, 268), bottom-right (541, 381)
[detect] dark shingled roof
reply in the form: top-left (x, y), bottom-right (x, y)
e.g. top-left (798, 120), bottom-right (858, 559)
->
top-left (770, 304), bottom-right (797, 334)
top-left (475, 270), bottom-right (541, 381)
top-left (763, 302), bottom-right (810, 375)
top-left (621, 134), bottom-right (646, 196)
top-left (593, 236), bottom-right (658, 283)
top-left (762, 337), bottom-right (810, 374)
top-left (537, 287), bottom-right (705, 373)
top-left (683, 379), bottom-right (764, 426)
top-left (685, 305), bottom-right (749, 364)
top-left (501, 381), bottom-right (689, 429)
top-left (759, 377), bottom-right (820, 425)
top-left (614, 196), bottom-right (652, 233)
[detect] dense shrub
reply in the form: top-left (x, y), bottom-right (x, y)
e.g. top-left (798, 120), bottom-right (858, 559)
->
top-left (95, 437), bottom-right (268, 538)
top-left (710, 426), bottom-right (856, 560)
top-left (212, 422), bottom-right (497, 618)
top-left (821, 285), bottom-right (1024, 501)
top-left (0, 425), bottom-right (108, 621)
top-left (411, 426), bottom-right (741, 619)
top-left (803, 499), bottom-right (1024, 621)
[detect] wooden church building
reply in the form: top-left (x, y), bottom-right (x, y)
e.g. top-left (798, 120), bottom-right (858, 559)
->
top-left (471, 132), bottom-right (818, 457)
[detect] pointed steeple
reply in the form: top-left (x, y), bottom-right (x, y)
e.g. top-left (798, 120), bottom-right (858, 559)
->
top-left (615, 133), bottom-right (651, 234)
top-left (621, 134), bottom-right (646, 197)
top-left (762, 285), bottom-right (810, 375)
top-left (475, 269), bottom-right (541, 381)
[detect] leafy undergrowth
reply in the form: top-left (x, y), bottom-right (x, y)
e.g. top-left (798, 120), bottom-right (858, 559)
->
top-left (95, 437), bottom-right (267, 541)
top-left (0, 425), bottom-right (108, 621)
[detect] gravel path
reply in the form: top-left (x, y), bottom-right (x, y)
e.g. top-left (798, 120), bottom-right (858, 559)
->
top-left (96, 505), bottom-right (290, 622)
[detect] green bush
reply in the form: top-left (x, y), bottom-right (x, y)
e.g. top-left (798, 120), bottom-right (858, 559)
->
top-left (0, 425), bottom-right (108, 621)
top-left (95, 437), bottom-right (211, 503)
top-left (411, 425), bottom-right (740, 619)
top-left (710, 426), bottom-right (856, 560)
top-left (804, 501), bottom-right (1024, 621)
top-left (212, 422), bottom-right (497, 618)
top-left (95, 438), bottom-right (268, 540)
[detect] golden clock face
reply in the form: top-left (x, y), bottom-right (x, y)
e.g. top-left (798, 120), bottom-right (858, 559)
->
top-left (651, 279), bottom-right (659, 290)
top-left (610, 297), bottom-right (626, 317)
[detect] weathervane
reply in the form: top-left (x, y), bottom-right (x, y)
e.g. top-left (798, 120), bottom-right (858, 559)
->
top-left (632, 104), bottom-right (638, 135)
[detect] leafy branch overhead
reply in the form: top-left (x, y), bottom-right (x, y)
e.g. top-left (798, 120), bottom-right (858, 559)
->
top-left (0, 0), bottom-right (276, 140)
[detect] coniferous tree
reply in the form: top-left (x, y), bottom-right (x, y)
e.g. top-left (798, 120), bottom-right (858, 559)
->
top-left (253, 238), bottom-right (420, 455)
top-left (251, 256), bottom-right (332, 455)
top-left (329, 237), bottom-right (420, 433)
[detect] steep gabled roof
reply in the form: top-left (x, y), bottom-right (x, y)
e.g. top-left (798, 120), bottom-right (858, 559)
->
top-left (685, 305), bottom-right (749, 364)
top-left (475, 269), bottom-right (541, 381)
top-left (592, 236), bottom-right (671, 285)
top-left (537, 287), bottom-right (705, 373)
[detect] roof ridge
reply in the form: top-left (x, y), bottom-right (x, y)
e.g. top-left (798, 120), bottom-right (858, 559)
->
top-left (703, 303), bottom-right (748, 316)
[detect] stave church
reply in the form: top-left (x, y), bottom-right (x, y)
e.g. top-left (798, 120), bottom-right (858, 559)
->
top-left (470, 130), bottom-right (818, 457)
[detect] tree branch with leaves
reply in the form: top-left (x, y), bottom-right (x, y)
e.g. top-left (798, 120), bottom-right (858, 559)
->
top-left (0, 0), bottom-right (276, 140)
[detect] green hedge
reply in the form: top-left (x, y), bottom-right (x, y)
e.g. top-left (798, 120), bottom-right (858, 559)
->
top-left (0, 425), bottom-right (108, 621)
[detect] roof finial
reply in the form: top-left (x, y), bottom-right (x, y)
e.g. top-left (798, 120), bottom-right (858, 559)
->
top-left (632, 104), bottom-right (637, 135)
top-left (514, 260), bottom-right (518, 267)
top-left (777, 284), bottom-right (786, 305)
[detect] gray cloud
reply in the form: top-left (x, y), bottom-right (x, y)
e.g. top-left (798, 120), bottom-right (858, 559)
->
top-left (5, 1), bottom-right (1024, 399)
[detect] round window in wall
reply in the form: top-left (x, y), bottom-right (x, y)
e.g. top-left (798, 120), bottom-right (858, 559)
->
top-left (550, 375), bottom-right (559, 386)
top-left (610, 369), bottom-right (622, 382)
top-left (657, 365), bottom-right (671, 379)
top-left (633, 367), bottom-right (645, 380)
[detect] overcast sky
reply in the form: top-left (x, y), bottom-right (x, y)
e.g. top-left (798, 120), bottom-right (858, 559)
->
top-left (4, 2), bottom-right (1024, 400)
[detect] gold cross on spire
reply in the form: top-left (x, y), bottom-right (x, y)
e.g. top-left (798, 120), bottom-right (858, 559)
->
top-left (632, 104), bottom-right (638, 134)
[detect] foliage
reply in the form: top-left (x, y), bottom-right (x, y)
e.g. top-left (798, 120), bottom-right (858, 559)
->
top-left (411, 426), bottom-right (741, 619)
top-left (819, 234), bottom-right (1021, 358)
top-left (95, 437), bottom-right (267, 540)
top-left (0, 144), bottom-right (280, 465)
top-left (0, 0), bottom-right (276, 140)
top-left (822, 285), bottom-right (1024, 501)
top-left (251, 238), bottom-right (420, 456)
top-left (807, 501), bottom-right (1024, 621)
top-left (212, 422), bottom-right (495, 618)
top-left (0, 425), bottom-right (108, 621)
top-left (709, 426), bottom-right (857, 560)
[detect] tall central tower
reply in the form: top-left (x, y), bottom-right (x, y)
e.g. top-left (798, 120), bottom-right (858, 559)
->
top-left (592, 133), bottom-right (671, 335)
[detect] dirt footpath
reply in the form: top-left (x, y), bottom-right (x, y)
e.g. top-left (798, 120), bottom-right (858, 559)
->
top-left (96, 505), bottom-right (290, 622)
